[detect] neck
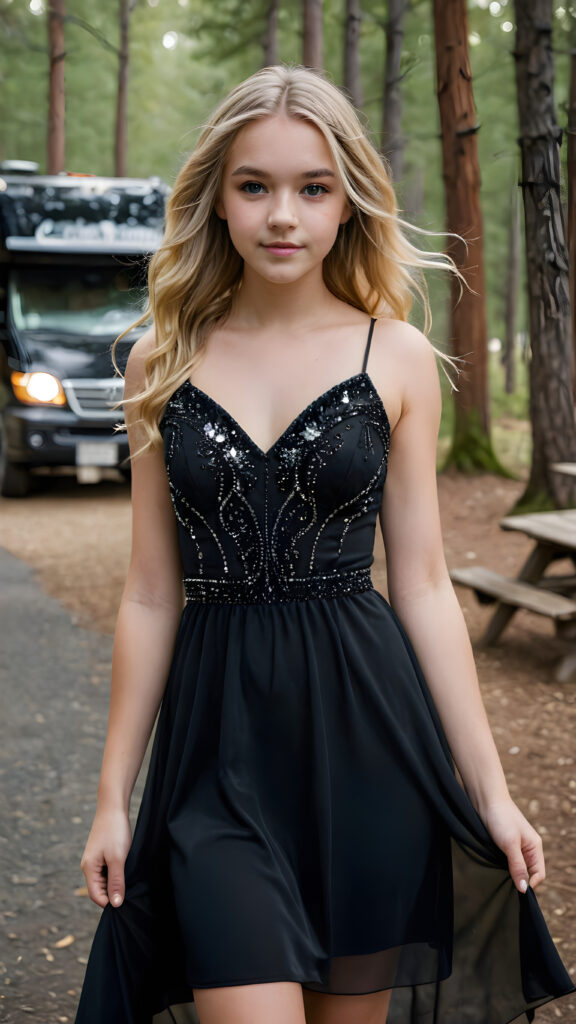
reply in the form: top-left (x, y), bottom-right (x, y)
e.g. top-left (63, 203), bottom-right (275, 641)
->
top-left (228, 265), bottom-right (340, 331)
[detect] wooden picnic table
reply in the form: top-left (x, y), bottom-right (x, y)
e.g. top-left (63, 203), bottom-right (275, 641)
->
top-left (450, 509), bottom-right (576, 681)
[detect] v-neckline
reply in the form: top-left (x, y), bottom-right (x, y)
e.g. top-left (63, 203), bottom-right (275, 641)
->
top-left (177, 370), bottom-right (388, 459)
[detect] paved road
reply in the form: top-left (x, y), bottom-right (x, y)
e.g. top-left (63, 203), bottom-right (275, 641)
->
top-left (0, 547), bottom-right (130, 1024)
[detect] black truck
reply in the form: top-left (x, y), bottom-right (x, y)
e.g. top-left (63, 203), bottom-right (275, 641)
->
top-left (0, 161), bottom-right (168, 496)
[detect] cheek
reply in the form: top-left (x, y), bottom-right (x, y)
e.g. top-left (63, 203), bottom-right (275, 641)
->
top-left (225, 200), bottom-right (258, 238)
top-left (314, 206), bottom-right (346, 244)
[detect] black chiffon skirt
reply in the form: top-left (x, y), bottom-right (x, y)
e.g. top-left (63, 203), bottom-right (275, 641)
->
top-left (75, 590), bottom-right (574, 1023)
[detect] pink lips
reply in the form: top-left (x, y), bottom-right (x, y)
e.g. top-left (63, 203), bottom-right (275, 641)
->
top-left (263, 242), bottom-right (303, 256)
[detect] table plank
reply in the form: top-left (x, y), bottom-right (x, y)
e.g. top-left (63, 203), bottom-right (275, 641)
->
top-left (450, 566), bottom-right (576, 618)
top-left (499, 509), bottom-right (576, 550)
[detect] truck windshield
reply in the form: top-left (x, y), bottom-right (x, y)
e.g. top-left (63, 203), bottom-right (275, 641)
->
top-left (9, 266), bottom-right (147, 337)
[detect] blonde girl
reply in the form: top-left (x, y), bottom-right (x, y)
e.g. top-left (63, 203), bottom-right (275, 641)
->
top-left (75, 64), bottom-right (573, 1024)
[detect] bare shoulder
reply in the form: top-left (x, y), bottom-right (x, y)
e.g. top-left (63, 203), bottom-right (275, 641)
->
top-left (370, 318), bottom-right (441, 426)
top-left (372, 318), bottom-right (437, 369)
top-left (124, 325), bottom-right (157, 398)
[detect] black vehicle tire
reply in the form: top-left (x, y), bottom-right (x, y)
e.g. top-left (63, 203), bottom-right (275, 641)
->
top-left (0, 459), bottom-right (31, 497)
top-left (0, 431), bottom-right (31, 498)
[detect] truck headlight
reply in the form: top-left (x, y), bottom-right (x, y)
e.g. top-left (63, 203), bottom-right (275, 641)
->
top-left (11, 371), bottom-right (67, 406)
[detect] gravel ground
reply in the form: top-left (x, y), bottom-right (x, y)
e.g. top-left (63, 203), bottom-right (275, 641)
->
top-left (0, 470), bottom-right (575, 1022)
top-left (0, 547), bottom-right (119, 1023)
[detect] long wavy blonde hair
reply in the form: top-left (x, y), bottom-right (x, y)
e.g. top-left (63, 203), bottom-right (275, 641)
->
top-left (116, 63), bottom-right (463, 454)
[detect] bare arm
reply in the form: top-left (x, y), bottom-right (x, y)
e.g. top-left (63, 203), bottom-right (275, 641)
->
top-left (81, 327), bottom-right (184, 908)
top-left (376, 323), bottom-right (544, 893)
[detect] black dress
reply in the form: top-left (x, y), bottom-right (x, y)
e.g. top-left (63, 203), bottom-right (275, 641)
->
top-left (75, 317), bottom-right (574, 1023)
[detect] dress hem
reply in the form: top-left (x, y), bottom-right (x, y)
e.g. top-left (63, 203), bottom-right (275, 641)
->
top-left (154, 981), bottom-right (574, 1024)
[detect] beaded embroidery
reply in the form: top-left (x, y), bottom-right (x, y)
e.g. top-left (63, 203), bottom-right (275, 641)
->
top-left (160, 372), bottom-right (390, 604)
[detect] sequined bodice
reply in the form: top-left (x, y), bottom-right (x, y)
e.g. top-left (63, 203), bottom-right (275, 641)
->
top-left (160, 370), bottom-right (390, 604)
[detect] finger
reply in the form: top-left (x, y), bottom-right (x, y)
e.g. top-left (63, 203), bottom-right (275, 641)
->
top-left (106, 856), bottom-right (126, 908)
top-left (503, 840), bottom-right (530, 894)
top-left (522, 833), bottom-right (545, 890)
top-left (82, 857), bottom-right (110, 908)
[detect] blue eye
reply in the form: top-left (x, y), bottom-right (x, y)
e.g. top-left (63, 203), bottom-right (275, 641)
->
top-left (303, 184), bottom-right (328, 197)
top-left (241, 182), bottom-right (266, 194)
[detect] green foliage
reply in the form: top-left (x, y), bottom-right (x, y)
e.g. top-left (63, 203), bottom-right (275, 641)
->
top-left (0, 1), bottom-right (46, 165)
top-left (438, 346), bottom-right (531, 475)
top-left (441, 402), bottom-right (515, 475)
top-left (489, 344), bottom-right (530, 422)
top-left (509, 488), bottom-right (563, 515)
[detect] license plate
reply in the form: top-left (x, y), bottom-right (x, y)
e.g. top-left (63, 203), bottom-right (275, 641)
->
top-left (76, 442), bottom-right (119, 467)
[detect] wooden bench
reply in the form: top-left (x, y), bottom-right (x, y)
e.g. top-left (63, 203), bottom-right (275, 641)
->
top-left (450, 510), bottom-right (576, 680)
top-left (450, 566), bottom-right (576, 645)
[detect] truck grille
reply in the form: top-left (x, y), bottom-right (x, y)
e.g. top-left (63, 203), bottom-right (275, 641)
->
top-left (62, 378), bottom-right (125, 420)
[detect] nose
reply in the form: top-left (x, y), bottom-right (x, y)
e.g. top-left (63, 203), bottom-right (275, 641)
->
top-left (267, 189), bottom-right (298, 230)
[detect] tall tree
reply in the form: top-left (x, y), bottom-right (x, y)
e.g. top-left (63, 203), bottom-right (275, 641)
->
top-left (262, 0), bottom-right (280, 66)
top-left (343, 0), bottom-right (362, 108)
top-left (503, 171), bottom-right (521, 395)
top-left (382, 0), bottom-right (408, 181)
top-left (433, 0), bottom-right (501, 471)
top-left (302, 0), bottom-right (323, 70)
top-left (47, 0), bottom-right (66, 174)
top-left (512, 0), bottom-right (576, 509)
top-left (115, 0), bottom-right (138, 177)
top-left (568, 15), bottom-right (576, 399)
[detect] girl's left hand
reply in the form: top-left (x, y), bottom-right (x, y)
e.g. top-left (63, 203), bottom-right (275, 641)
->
top-left (479, 798), bottom-right (545, 893)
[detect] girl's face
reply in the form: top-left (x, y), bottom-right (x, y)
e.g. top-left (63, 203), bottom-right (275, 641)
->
top-left (216, 114), bottom-right (352, 286)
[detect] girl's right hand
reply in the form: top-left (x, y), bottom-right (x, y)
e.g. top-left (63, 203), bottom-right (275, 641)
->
top-left (80, 807), bottom-right (132, 908)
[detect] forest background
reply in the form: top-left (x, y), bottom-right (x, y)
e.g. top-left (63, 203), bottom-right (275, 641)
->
top-left (0, 0), bottom-right (574, 475)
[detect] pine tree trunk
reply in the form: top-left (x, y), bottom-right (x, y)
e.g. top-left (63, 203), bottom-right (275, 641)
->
top-left (568, 43), bottom-right (576, 400)
top-left (503, 174), bottom-right (520, 395)
top-left (302, 0), bottom-right (323, 70)
top-left (513, 0), bottom-right (576, 509)
top-left (343, 0), bottom-right (362, 109)
top-left (404, 165), bottom-right (424, 221)
top-left (433, 0), bottom-right (499, 472)
top-left (115, 0), bottom-right (131, 178)
top-left (382, 0), bottom-right (407, 182)
top-left (263, 0), bottom-right (280, 66)
top-left (47, 0), bottom-right (66, 174)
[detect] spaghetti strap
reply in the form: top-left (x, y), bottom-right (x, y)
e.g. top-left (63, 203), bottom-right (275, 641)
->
top-left (361, 317), bottom-right (377, 374)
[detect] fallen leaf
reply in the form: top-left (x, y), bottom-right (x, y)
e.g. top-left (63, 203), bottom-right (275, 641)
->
top-left (53, 935), bottom-right (75, 949)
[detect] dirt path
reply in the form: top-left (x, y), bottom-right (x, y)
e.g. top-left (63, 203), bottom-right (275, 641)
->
top-left (0, 470), bottom-right (575, 1019)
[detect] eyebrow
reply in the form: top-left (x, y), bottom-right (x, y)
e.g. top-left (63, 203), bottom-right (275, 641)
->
top-left (230, 165), bottom-right (336, 179)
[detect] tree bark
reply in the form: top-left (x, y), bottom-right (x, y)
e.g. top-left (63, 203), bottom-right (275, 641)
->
top-left (261, 0), bottom-right (278, 66)
top-left (302, 0), bottom-right (323, 70)
top-left (382, 0), bottom-right (407, 182)
top-left (404, 165), bottom-right (424, 221)
top-left (568, 39), bottom-right (576, 399)
top-left (47, 0), bottom-right (66, 174)
top-left (512, 0), bottom-right (576, 509)
top-left (433, 0), bottom-right (499, 472)
top-left (503, 173), bottom-right (521, 395)
top-left (115, 0), bottom-right (138, 178)
top-left (262, 0), bottom-right (280, 66)
top-left (343, 0), bottom-right (362, 109)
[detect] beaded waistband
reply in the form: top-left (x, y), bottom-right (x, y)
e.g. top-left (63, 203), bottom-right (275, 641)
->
top-left (183, 567), bottom-right (373, 605)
